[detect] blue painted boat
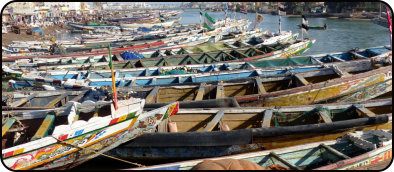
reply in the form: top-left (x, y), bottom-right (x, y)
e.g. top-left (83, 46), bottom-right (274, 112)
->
top-left (8, 45), bottom-right (390, 90)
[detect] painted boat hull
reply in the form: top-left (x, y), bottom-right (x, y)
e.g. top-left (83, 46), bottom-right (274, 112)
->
top-left (2, 98), bottom-right (179, 170)
top-left (125, 130), bottom-right (392, 170)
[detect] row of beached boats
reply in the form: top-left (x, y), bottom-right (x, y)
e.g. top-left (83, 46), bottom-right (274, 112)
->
top-left (3, 48), bottom-right (392, 109)
top-left (2, 18), bottom-right (248, 56)
top-left (2, 12), bottom-right (392, 170)
top-left (2, 43), bottom-right (392, 169)
top-left (2, 96), bottom-right (392, 169)
top-left (3, 31), bottom-right (299, 72)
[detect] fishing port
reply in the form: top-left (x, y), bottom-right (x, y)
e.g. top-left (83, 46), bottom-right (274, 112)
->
top-left (1, 1), bottom-right (392, 170)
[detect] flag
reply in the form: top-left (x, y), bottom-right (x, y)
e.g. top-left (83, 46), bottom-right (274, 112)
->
top-left (224, 2), bottom-right (228, 20)
top-left (199, 7), bottom-right (203, 29)
top-left (301, 15), bottom-right (309, 34)
top-left (204, 12), bottom-right (216, 30)
top-left (386, 7), bottom-right (392, 35)
top-left (159, 12), bottom-right (165, 22)
top-left (254, 13), bottom-right (264, 29)
top-left (278, 2), bottom-right (285, 15)
top-left (256, 13), bottom-right (264, 24)
top-left (240, 9), bottom-right (247, 14)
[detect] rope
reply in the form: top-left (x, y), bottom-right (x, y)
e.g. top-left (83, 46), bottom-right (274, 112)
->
top-left (7, 112), bottom-right (25, 130)
top-left (50, 135), bottom-right (145, 167)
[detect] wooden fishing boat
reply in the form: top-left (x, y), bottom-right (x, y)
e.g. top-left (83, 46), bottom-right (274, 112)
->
top-left (126, 129), bottom-right (392, 170)
top-left (2, 90), bottom-right (90, 109)
top-left (297, 24), bottom-right (327, 30)
top-left (5, 54), bottom-right (391, 109)
top-left (5, 44), bottom-right (387, 79)
top-left (4, 45), bottom-right (388, 90)
top-left (120, 18), bottom-right (181, 30)
top-left (2, 25), bottom-right (261, 64)
top-left (1, 98), bottom-right (179, 170)
top-left (65, 22), bottom-right (121, 30)
top-left (107, 15), bottom-right (155, 23)
top-left (9, 37), bottom-right (308, 73)
top-left (77, 57), bottom-right (392, 107)
top-left (108, 99), bottom-right (392, 160)
top-left (6, 30), bottom-right (271, 67)
top-left (10, 51), bottom-right (390, 94)
top-left (2, 41), bottom-right (167, 63)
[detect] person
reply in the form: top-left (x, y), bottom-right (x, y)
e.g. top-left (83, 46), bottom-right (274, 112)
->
top-left (49, 37), bottom-right (65, 55)
top-left (324, 23), bottom-right (327, 30)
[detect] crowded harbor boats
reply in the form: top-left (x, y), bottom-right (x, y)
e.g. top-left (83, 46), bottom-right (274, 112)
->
top-left (2, 2), bottom-right (392, 170)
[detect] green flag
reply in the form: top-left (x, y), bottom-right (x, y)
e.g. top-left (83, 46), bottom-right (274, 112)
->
top-left (204, 12), bottom-right (216, 30)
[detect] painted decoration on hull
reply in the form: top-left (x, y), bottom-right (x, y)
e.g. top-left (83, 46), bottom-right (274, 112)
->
top-left (4, 102), bottom-right (179, 170)
top-left (337, 79), bottom-right (392, 103)
top-left (242, 71), bottom-right (390, 107)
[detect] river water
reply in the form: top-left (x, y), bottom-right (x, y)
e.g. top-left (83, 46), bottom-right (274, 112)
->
top-left (179, 9), bottom-right (391, 55)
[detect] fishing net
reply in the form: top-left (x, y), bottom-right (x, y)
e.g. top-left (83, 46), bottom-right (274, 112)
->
top-left (159, 68), bottom-right (195, 75)
top-left (121, 51), bottom-right (144, 60)
top-left (272, 106), bottom-right (332, 126)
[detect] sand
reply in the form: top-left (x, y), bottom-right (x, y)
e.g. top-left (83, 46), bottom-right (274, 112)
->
top-left (2, 24), bottom-right (69, 46)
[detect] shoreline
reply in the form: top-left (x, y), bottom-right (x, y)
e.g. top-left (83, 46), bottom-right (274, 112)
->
top-left (286, 14), bottom-right (373, 21)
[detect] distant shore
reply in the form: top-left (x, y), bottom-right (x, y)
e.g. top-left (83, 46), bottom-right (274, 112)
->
top-left (286, 14), bottom-right (373, 21)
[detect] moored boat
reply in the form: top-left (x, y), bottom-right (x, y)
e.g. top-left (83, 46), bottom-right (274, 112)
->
top-left (6, 54), bottom-right (392, 108)
top-left (8, 36), bottom-right (308, 72)
top-left (120, 18), bottom-right (181, 30)
top-left (125, 129), bottom-right (392, 170)
top-left (1, 97), bottom-right (179, 170)
top-left (297, 24), bottom-right (327, 30)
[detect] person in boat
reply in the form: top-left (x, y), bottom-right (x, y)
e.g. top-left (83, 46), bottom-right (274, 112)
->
top-left (49, 37), bottom-right (66, 55)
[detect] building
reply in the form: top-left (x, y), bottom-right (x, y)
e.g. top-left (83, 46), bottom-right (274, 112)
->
top-left (7, 2), bottom-right (37, 15)
top-left (2, 8), bottom-right (12, 23)
top-left (43, 2), bottom-right (81, 11)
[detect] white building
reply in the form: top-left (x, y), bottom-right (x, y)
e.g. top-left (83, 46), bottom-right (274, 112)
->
top-left (43, 2), bottom-right (81, 11)
top-left (7, 2), bottom-right (36, 15)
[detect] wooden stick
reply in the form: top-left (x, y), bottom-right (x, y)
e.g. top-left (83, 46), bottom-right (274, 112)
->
top-left (108, 45), bottom-right (118, 110)
top-left (50, 135), bottom-right (144, 167)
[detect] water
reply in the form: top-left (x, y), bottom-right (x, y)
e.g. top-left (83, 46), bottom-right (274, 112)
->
top-left (178, 9), bottom-right (391, 55)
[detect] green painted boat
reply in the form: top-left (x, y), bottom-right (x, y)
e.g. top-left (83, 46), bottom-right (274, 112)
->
top-left (32, 38), bottom-right (310, 71)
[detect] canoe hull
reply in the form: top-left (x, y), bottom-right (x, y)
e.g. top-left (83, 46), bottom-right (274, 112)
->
top-left (107, 117), bottom-right (391, 160)
top-left (2, 100), bottom-right (178, 170)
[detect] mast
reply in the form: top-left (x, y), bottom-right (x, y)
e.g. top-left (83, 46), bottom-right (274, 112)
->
top-left (278, 2), bottom-right (282, 34)
top-left (224, 2), bottom-right (227, 26)
top-left (380, 3), bottom-right (382, 18)
top-left (386, 7), bottom-right (392, 49)
top-left (108, 45), bottom-right (118, 110)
